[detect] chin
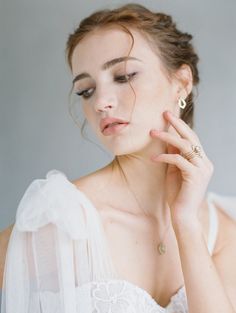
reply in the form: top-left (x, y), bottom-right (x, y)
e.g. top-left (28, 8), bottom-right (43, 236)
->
top-left (101, 135), bottom-right (156, 157)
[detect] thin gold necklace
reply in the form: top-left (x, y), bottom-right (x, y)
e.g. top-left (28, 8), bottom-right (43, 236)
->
top-left (126, 184), bottom-right (172, 255)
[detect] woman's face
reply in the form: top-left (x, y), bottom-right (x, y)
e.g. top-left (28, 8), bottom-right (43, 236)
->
top-left (71, 27), bottom-right (185, 157)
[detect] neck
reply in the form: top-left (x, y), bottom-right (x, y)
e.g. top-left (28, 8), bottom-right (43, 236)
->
top-left (108, 152), bottom-right (170, 226)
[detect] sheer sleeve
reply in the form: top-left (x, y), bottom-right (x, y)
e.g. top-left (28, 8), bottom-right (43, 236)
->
top-left (1, 170), bottom-right (118, 313)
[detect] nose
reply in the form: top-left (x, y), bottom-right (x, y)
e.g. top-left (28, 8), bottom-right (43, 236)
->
top-left (94, 90), bottom-right (117, 113)
top-left (96, 103), bottom-right (113, 113)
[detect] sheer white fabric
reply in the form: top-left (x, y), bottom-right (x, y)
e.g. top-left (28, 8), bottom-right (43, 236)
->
top-left (1, 170), bottom-right (118, 313)
top-left (1, 169), bottom-right (236, 313)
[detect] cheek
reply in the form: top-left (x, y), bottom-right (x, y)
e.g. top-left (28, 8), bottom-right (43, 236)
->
top-left (116, 84), bottom-right (136, 108)
top-left (136, 73), bottom-right (172, 109)
top-left (135, 84), bottom-right (170, 117)
top-left (131, 79), bottom-right (172, 130)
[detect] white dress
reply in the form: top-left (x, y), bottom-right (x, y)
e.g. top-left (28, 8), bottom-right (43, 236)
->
top-left (1, 169), bottom-right (236, 313)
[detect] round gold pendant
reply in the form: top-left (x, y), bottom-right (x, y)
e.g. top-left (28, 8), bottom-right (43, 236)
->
top-left (158, 243), bottom-right (166, 255)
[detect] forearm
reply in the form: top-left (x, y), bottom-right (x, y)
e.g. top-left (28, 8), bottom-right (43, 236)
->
top-left (173, 220), bottom-right (235, 313)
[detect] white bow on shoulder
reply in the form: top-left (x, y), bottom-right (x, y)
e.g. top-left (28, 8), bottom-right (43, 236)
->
top-left (1, 169), bottom-right (118, 313)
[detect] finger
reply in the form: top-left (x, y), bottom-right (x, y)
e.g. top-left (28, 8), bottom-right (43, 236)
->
top-left (164, 111), bottom-right (199, 142)
top-left (151, 153), bottom-right (193, 172)
top-left (150, 130), bottom-right (192, 154)
top-left (167, 143), bottom-right (180, 155)
top-left (151, 130), bottom-right (204, 163)
top-left (150, 130), bottom-right (205, 167)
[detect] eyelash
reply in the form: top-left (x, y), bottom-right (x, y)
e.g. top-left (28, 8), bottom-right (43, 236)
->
top-left (75, 72), bottom-right (137, 100)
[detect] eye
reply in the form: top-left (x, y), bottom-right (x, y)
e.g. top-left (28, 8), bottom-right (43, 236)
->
top-left (75, 87), bottom-right (94, 99)
top-left (75, 72), bottom-right (137, 100)
top-left (114, 72), bottom-right (137, 83)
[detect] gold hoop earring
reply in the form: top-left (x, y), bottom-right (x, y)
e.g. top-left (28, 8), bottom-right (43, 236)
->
top-left (178, 97), bottom-right (187, 109)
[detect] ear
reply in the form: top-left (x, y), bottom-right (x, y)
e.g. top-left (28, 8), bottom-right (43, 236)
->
top-left (174, 64), bottom-right (193, 100)
top-left (169, 64), bottom-right (193, 117)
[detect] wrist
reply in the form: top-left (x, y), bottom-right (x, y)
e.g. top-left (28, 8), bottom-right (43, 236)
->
top-left (172, 216), bottom-right (203, 238)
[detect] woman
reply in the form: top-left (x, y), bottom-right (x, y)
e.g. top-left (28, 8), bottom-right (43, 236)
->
top-left (1, 3), bottom-right (236, 312)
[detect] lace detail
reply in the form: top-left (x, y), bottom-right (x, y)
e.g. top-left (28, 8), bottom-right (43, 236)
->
top-left (166, 286), bottom-right (188, 313)
top-left (35, 279), bottom-right (188, 313)
top-left (91, 280), bottom-right (137, 313)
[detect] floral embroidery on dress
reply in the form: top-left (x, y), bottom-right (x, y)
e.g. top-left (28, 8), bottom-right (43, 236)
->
top-left (92, 281), bottom-right (134, 313)
top-left (90, 280), bottom-right (168, 313)
top-left (90, 279), bottom-right (188, 313)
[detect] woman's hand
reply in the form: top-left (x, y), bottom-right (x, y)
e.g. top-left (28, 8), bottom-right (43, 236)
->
top-left (150, 110), bottom-right (214, 228)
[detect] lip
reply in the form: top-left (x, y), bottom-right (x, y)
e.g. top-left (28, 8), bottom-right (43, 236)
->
top-left (102, 122), bottom-right (129, 136)
top-left (100, 117), bottom-right (130, 133)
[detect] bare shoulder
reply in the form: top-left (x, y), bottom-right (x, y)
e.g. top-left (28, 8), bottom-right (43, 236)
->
top-left (199, 196), bottom-right (236, 256)
top-left (0, 224), bottom-right (14, 288)
top-left (71, 165), bottom-right (114, 206)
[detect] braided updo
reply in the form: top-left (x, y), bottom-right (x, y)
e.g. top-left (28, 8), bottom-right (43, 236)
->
top-left (66, 3), bottom-right (199, 128)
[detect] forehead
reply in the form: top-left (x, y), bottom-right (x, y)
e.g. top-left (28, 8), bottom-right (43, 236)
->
top-left (71, 26), bottom-right (161, 75)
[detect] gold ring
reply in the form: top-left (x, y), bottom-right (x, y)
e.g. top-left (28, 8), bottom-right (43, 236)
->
top-left (181, 145), bottom-right (203, 160)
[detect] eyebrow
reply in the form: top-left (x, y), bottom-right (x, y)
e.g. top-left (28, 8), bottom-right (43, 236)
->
top-left (72, 56), bottom-right (142, 85)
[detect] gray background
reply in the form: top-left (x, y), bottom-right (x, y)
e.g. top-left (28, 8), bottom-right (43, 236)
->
top-left (0, 0), bottom-right (236, 231)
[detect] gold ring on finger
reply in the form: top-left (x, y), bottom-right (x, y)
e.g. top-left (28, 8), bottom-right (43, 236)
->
top-left (180, 145), bottom-right (203, 161)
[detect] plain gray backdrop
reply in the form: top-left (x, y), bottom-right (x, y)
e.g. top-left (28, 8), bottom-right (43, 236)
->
top-left (0, 0), bottom-right (236, 231)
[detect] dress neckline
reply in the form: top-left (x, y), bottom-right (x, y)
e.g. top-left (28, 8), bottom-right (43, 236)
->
top-left (107, 279), bottom-right (185, 310)
top-left (80, 278), bottom-right (185, 311)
